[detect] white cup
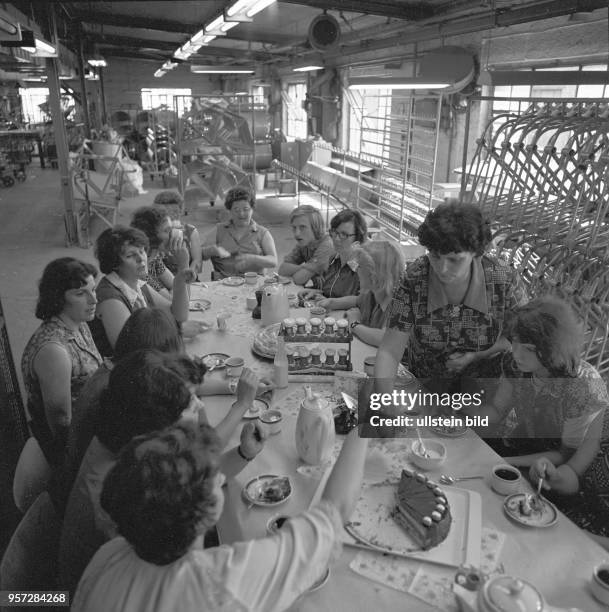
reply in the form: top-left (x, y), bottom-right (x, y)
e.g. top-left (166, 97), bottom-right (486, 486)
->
top-left (225, 357), bottom-right (244, 378)
top-left (491, 464), bottom-right (522, 496)
top-left (217, 312), bottom-right (231, 331)
top-left (591, 563), bottom-right (609, 605)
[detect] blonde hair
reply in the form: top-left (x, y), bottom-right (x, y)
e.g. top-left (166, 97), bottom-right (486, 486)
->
top-left (289, 205), bottom-right (325, 240)
top-left (355, 240), bottom-right (404, 299)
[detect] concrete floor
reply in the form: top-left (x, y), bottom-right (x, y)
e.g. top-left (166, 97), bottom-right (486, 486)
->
top-left (0, 163), bottom-right (340, 552)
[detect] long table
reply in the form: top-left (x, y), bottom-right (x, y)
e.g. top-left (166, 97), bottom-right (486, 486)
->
top-left (185, 279), bottom-right (606, 611)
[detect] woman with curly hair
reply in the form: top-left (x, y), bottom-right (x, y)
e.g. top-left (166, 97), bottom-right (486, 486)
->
top-left (464, 296), bottom-right (609, 543)
top-left (201, 187), bottom-right (277, 279)
top-left (60, 349), bottom-right (265, 597)
top-left (90, 225), bottom-right (192, 357)
top-left (72, 421), bottom-right (368, 612)
top-left (20, 258), bottom-right (102, 471)
top-left (316, 240), bottom-right (404, 347)
top-left (374, 201), bottom-right (528, 386)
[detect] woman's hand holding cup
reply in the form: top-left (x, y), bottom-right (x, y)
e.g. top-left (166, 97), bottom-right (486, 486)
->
top-left (240, 421), bottom-right (268, 460)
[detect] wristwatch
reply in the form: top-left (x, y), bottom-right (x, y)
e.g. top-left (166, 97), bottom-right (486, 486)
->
top-left (350, 321), bottom-right (360, 329)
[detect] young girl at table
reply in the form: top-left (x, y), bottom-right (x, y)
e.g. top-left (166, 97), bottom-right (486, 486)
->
top-left (72, 421), bottom-right (369, 612)
top-left (464, 296), bottom-right (609, 502)
top-left (59, 349), bottom-right (266, 598)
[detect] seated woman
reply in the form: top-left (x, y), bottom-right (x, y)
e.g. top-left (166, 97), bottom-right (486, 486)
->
top-left (59, 349), bottom-right (265, 597)
top-left (300, 209), bottom-right (367, 299)
top-left (201, 187), bottom-right (277, 279)
top-left (278, 205), bottom-right (335, 286)
top-left (130, 206), bottom-right (180, 296)
top-left (152, 190), bottom-right (202, 277)
top-left (373, 201), bottom-right (528, 393)
top-left (464, 296), bottom-right (609, 472)
top-left (72, 422), bottom-right (368, 612)
top-left (20, 258), bottom-right (102, 473)
top-left (89, 225), bottom-right (190, 358)
top-left (317, 240), bottom-right (404, 347)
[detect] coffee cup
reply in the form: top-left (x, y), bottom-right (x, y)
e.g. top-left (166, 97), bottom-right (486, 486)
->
top-left (491, 463), bottom-right (522, 495)
top-left (363, 355), bottom-right (376, 377)
top-left (244, 272), bottom-right (258, 285)
top-left (246, 295), bottom-right (257, 310)
top-left (591, 563), bottom-right (609, 605)
top-left (225, 357), bottom-right (244, 378)
top-left (260, 409), bottom-right (283, 435)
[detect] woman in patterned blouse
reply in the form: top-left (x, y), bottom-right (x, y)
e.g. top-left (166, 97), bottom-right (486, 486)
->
top-left (21, 258), bottom-right (103, 467)
top-left (374, 201), bottom-right (528, 389)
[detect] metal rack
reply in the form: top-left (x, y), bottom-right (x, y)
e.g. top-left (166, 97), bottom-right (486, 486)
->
top-left (174, 94), bottom-right (269, 202)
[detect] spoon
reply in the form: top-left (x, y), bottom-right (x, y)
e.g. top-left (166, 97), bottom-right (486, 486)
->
top-left (440, 474), bottom-right (485, 485)
top-left (415, 427), bottom-right (430, 458)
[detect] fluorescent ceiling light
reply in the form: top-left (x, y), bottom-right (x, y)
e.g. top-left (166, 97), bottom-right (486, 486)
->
top-left (220, 21), bottom-right (239, 32)
top-left (245, 0), bottom-right (276, 17)
top-left (226, 0), bottom-right (251, 17)
top-left (191, 30), bottom-right (205, 43)
top-left (190, 65), bottom-right (254, 74)
top-left (293, 65), bottom-right (323, 72)
top-left (88, 57), bottom-right (107, 67)
top-left (201, 34), bottom-right (216, 44)
top-left (206, 15), bottom-right (226, 32)
top-left (23, 37), bottom-right (57, 56)
top-left (154, 69), bottom-right (166, 78)
top-left (0, 16), bottom-right (17, 35)
top-left (85, 70), bottom-right (99, 80)
top-left (162, 60), bottom-right (178, 70)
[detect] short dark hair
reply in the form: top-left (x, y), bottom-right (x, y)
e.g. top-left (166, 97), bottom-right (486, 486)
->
top-left (95, 226), bottom-right (149, 274)
top-left (508, 296), bottom-right (583, 377)
top-left (224, 187), bottom-right (255, 210)
top-left (131, 206), bottom-right (169, 250)
top-left (418, 201), bottom-right (492, 256)
top-left (114, 308), bottom-right (183, 359)
top-left (101, 423), bottom-right (221, 565)
top-left (35, 258), bottom-right (98, 320)
top-left (96, 349), bottom-right (206, 453)
top-left (330, 209), bottom-right (368, 243)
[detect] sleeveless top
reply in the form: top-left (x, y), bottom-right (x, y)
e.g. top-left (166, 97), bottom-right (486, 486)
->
top-left (88, 275), bottom-right (153, 358)
top-left (21, 317), bottom-right (102, 466)
top-left (211, 220), bottom-right (270, 279)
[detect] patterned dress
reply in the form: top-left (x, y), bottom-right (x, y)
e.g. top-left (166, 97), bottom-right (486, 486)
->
top-left (387, 254), bottom-right (528, 379)
top-left (21, 317), bottom-right (102, 466)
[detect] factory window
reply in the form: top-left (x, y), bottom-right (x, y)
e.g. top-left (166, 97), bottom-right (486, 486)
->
top-left (141, 88), bottom-right (192, 116)
top-left (19, 87), bottom-right (49, 125)
top-left (285, 82), bottom-right (307, 140)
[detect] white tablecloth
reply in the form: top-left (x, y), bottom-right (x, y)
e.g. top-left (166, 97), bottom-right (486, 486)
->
top-left (185, 280), bottom-right (606, 612)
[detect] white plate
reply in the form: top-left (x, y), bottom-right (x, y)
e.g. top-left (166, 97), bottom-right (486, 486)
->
top-left (222, 276), bottom-right (245, 286)
top-left (189, 299), bottom-right (211, 311)
top-left (243, 398), bottom-right (268, 419)
top-left (342, 482), bottom-right (481, 568)
top-left (243, 475), bottom-right (292, 507)
top-left (503, 493), bottom-right (558, 528)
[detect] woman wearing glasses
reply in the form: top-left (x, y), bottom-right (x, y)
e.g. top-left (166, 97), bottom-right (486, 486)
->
top-left (201, 187), bottom-right (277, 279)
top-left (300, 209), bottom-right (367, 299)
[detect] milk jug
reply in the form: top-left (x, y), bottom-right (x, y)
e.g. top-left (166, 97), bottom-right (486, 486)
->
top-left (295, 385), bottom-right (336, 465)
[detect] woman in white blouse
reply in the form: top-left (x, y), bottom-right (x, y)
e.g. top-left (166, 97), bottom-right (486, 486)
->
top-left (72, 422), bottom-right (368, 612)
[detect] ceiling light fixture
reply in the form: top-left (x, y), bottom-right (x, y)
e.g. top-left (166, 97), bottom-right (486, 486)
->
top-left (154, 69), bottom-right (166, 78)
top-left (22, 36), bottom-right (57, 57)
top-left (190, 65), bottom-right (255, 74)
top-left (293, 65), bottom-right (324, 73)
top-left (348, 47), bottom-right (475, 93)
top-left (88, 56), bottom-right (107, 68)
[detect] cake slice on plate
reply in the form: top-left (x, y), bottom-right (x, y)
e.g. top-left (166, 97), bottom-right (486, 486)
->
top-left (393, 468), bottom-right (452, 550)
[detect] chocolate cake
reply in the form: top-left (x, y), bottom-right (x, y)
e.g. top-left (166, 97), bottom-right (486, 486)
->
top-left (393, 469), bottom-right (452, 550)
